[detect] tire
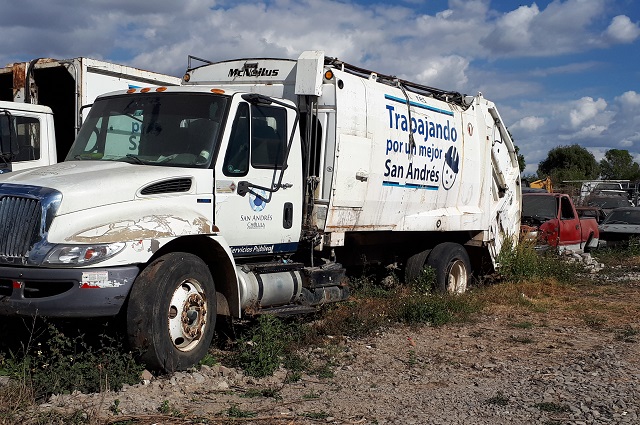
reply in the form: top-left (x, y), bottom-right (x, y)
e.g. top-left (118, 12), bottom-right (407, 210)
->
top-left (404, 249), bottom-right (431, 284)
top-left (127, 252), bottom-right (217, 372)
top-left (584, 233), bottom-right (594, 253)
top-left (426, 243), bottom-right (471, 294)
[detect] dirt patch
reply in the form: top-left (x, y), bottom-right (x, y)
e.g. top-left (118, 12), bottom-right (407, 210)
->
top-left (29, 277), bottom-right (640, 425)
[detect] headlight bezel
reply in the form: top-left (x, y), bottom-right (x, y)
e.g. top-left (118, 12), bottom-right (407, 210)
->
top-left (43, 242), bottom-right (126, 266)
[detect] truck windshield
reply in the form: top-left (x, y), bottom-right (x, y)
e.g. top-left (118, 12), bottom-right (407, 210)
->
top-left (522, 196), bottom-right (558, 220)
top-left (66, 93), bottom-right (228, 168)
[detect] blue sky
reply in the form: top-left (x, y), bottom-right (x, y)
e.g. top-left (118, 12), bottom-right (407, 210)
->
top-left (0, 0), bottom-right (638, 175)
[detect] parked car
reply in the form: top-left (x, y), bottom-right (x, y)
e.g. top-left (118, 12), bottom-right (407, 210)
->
top-left (598, 207), bottom-right (640, 248)
top-left (576, 206), bottom-right (607, 224)
top-left (586, 194), bottom-right (633, 215)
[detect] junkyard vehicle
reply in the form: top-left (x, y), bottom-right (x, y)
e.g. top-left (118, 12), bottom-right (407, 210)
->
top-left (0, 58), bottom-right (181, 171)
top-left (521, 192), bottom-right (599, 252)
top-left (0, 51), bottom-right (521, 371)
top-left (528, 176), bottom-right (553, 193)
top-left (576, 206), bottom-right (607, 224)
top-left (0, 101), bottom-right (56, 173)
top-left (586, 193), bottom-right (633, 215)
top-left (579, 180), bottom-right (626, 201)
top-left (598, 207), bottom-right (640, 248)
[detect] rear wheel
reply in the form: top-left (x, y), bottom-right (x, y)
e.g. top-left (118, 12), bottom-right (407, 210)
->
top-left (426, 243), bottom-right (471, 294)
top-left (127, 252), bottom-right (216, 372)
top-left (404, 249), bottom-right (431, 284)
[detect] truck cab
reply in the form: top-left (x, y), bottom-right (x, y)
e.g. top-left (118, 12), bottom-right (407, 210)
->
top-left (0, 101), bottom-right (57, 172)
top-left (521, 192), bottom-right (599, 252)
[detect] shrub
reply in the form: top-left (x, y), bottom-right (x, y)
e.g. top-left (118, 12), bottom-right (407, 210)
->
top-left (497, 240), bottom-right (581, 283)
top-left (233, 315), bottom-right (300, 377)
top-left (1, 320), bottom-right (144, 400)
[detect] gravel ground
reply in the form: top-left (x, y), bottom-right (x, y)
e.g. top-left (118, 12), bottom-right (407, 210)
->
top-left (34, 280), bottom-right (640, 425)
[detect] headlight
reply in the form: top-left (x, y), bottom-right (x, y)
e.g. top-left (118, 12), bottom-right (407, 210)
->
top-left (43, 243), bottom-right (126, 266)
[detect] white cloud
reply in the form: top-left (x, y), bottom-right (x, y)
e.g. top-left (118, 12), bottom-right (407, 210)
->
top-left (480, 0), bottom-right (607, 57)
top-left (568, 97), bottom-right (608, 129)
top-left (604, 15), bottom-right (640, 43)
top-left (512, 116), bottom-right (545, 132)
top-left (615, 91), bottom-right (640, 108)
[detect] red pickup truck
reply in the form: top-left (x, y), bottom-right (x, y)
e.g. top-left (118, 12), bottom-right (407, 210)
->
top-left (521, 193), bottom-right (599, 252)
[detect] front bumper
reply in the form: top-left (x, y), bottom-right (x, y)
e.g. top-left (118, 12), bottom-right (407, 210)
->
top-left (0, 265), bottom-right (139, 317)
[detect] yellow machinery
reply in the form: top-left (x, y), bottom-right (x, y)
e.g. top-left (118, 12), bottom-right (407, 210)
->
top-left (529, 176), bottom-right (553, 193)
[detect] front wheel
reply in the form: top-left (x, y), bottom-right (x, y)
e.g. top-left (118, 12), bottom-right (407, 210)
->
top-left (127, 252), bottom-right (217, 372)
top-left (426, 243), bottom-right (471, 294)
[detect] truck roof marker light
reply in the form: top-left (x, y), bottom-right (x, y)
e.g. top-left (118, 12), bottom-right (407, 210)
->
top-left (183, 73), bottom-right (191, 82)
top-left (156, 87), bottom-right (167, 92)
top-left (140, 88), bottom-right (151, 93)
top-left (211, 89), bottom-right (225, 94)
top-left (126, 88), bottom-right (137, 94)
top-left (324, 70), bottom-right (334, 80)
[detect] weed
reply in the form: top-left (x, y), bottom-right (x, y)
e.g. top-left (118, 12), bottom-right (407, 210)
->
top-left (157, 399), bottom-right (182, 417)
top-left (509, 335), bottom-right (535, 344)
top-left (284, 370), bottom-right (302, 383)
top-left (303, 390), bottom-right (321, 399)
top-left (408, 267), bottom-right (437, 295)
top-left (615, 325), bottom-right (638, 342)
top-left (317, 299), bottom-right (390, 338)
top-left (408, 350), bottom-right (417, 366)
top-left (534, 402), bottom-right (570, 413)
top-left (302, 411), bottom-right (330, 419)
top-left (1, 320), bottom-right (144, 400)
top-left (583, 314), bottom-right (607, 329)
top-left (29, 409), bottom-right (90, 424)
top-left (198, 353), bottom-right (218, 367)
top-left (497, 241), bottom-right (581, 283)
top-left (233, 315), bottom-right (299, 377)
top-left (597, 237), bottom-right (640, 266)
top-left (109, 399), bottom-right (122, 415)
top-left (0, 380), bottom-right (33, 423)
top-left (157, 399), bottom-right (170, 414)
top-left (312, 362), bottom-right (335, 379)
top-left (395, 293), bottom-right (482, 326)
top-left (226, 405), bottom-right (256, 418)
top-left (241, 387), bottom-right (281, 400)
top-left (485, 390), bottom-right (509, 406)
top-left (510, 321), bottom-right (534, 329)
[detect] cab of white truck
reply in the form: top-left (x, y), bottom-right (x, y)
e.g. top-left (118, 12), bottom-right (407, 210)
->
top-left (0, 100), bottom-right (57, 171)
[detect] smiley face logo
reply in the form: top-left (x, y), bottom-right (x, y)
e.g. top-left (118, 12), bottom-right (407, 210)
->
top-left (442, 145), bottom-right (460, 190)
top-left (249, 189), bottom-right (268, 212)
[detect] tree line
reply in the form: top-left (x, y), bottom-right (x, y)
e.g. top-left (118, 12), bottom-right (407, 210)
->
top-left (519, 144), bottom-right (640, 184)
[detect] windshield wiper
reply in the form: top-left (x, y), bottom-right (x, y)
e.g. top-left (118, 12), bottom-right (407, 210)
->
top-left (124, 154), bottom-right (147, 165)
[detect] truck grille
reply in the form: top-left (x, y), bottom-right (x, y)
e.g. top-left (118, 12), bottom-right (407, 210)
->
top-left (0, 196), bottom-right (41, 257)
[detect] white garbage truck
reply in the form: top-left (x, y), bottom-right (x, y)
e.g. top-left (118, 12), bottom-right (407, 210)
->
top-left (0, 51), bottom-right (521, 371)
top-left (0, 57), bottom-right (181, 171)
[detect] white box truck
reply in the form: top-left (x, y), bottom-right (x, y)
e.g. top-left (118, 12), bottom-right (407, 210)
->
top-left (0, 51), bottom-right (521, 371)
top-left (0, 57), bottom-right (181, 170)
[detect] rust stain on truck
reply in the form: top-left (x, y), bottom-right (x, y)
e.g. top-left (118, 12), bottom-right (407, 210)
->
top-left (11, 63), bottom-right (26, 99)
top-left (68, 215), bottom-right (213, 243)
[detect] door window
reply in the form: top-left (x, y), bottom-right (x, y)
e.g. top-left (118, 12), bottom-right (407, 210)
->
top-left (251, 104), bottom-right (287, 169)
top-left (222, 103), bottom-right (249, 176)
top-left (8, 116), bottom-right (41, 161)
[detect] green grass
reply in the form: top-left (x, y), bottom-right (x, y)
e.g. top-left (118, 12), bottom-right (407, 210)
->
top-left (0, 320), bottom-right (143, 400)
top-left (497, 240), bottom-right (582, 283)
top-left (226, 405), bottom-right (256, 418)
